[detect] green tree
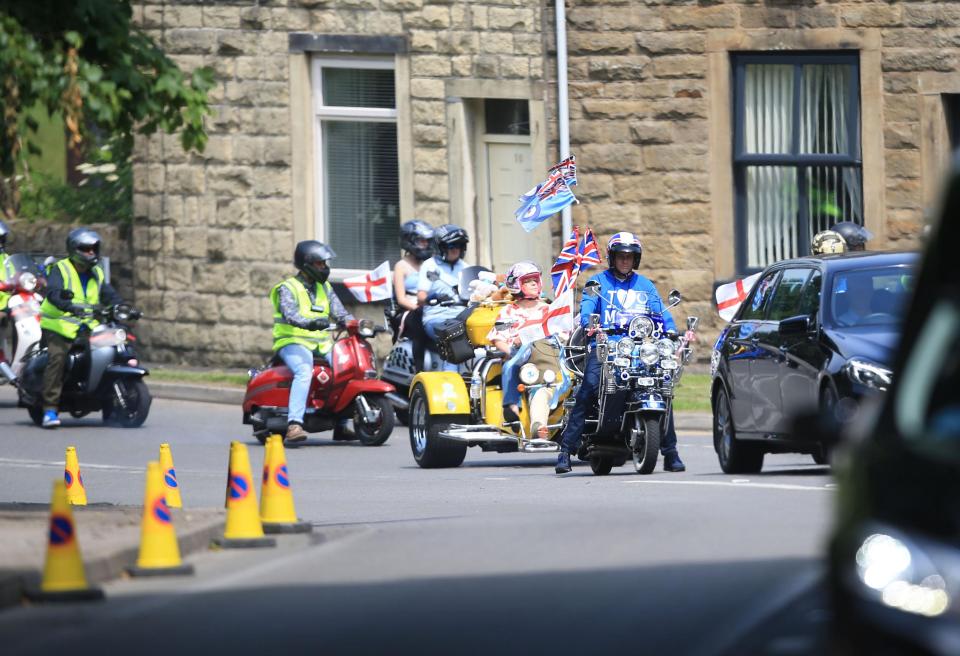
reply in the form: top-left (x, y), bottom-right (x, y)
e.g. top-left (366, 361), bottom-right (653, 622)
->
top-left (0, 0), bottom-right (214, 218)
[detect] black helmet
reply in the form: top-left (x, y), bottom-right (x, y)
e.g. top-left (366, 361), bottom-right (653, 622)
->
top-left (294, 240), bottom-right (336, 284)
top-left (831, 221), bottom-right (872, 251)
top-left (434, 224), bottom-right (468, 257)
top-left (606, 231), bottom-right (643, 270)
top-left (400, 220), bottom-right (435, 261)
top-left (0, 219), bottom-right (8, 253)
top-left (66, 227), bottom-right (102, 268)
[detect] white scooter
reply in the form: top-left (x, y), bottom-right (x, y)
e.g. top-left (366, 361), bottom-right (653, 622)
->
top-left (0, 254), bottom-right (46, 384)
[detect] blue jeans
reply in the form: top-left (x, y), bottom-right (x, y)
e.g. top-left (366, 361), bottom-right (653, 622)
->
top-left (423, 310), bottom-right (461, 373)
top-left (500, 343), bottom-right (532, 408)
top-left (560, 355), bottom-right (680, 455)
top-left (278, 344), bottom-right (314, 425)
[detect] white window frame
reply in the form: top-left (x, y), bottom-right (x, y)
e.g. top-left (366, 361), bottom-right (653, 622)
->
top-left (311, 56), bottom-right (398, 280)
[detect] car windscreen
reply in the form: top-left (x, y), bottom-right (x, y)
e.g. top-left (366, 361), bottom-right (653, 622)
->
top-left (825, 265), bottom-right (915, 328)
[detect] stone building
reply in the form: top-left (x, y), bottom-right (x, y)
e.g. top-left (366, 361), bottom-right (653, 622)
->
top-left (131, 0), bottom-right (950, 366)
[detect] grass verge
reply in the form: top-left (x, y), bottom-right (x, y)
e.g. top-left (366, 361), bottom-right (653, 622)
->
top-left (673, 373), bottom-right (712, 413)
top-left (148, 369), bottom-right (249, 387)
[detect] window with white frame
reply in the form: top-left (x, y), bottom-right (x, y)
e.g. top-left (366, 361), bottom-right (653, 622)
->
top-left (312, 58), bottom-right (399, 272)
top-left (733, 52), bottom-right (862, 272)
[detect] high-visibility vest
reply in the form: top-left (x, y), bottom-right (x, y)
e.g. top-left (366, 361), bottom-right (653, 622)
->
top-left (270, 276), bottom-right (333, 354)
top-left (0, 253), bottom-right (9, 308)
top-left (40, 259), bottom-right (105, 339)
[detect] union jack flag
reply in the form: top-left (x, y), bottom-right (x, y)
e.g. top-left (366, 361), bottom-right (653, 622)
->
top-left (550, 226), bottom-right (581, 297)
top-left (578, 227), bottom-right (601, 271)
top-left (549, 155), bottom-right (577, 187)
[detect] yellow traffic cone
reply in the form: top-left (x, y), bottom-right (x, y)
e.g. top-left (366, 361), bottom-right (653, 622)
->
top-left (159, 443), bottom-right (182, 508)
top-left (25, 480), bottom-right (103, 601)
top-left (214, 441), bottom-right (275, 549)
top-left (127, 461), bottom-right (194, 577)
top-left (64, 446), bottom-right (87, 506)
top-left (260, 435), bottom-right (312, 534)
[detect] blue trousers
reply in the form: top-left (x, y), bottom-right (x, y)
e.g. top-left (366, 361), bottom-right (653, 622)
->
top-left (423, 310), bottom-right (462, 373)
top-left (500, 344), bottom-right (532, 408)
top-left (560, 355), bottom-right (679, 455)
top-left (278, 343), bottom-right (314, 425)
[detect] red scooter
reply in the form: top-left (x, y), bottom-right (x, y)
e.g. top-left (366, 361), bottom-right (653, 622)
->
top-left (242, 319), bottom-right (397, 446)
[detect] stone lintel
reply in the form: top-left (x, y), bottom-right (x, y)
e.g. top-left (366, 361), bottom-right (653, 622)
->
top-left (288, 33), bottom-right (408, 55)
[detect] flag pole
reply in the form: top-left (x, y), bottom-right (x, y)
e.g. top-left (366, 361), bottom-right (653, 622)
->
top-left (555, 0), bottom-right (572, 240)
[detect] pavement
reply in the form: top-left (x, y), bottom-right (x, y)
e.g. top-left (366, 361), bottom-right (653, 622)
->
top-left (0, 366), bottom-right (713, 611)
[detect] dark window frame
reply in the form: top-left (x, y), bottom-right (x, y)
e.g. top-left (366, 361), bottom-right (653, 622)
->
top-left (733, 51), bottom-right (862, 274)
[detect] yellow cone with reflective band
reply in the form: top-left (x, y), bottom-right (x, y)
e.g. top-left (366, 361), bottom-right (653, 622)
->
top-left (28, 480), bottom-right (103, 601)
top-left (159, 443), bottom-right (182, 508)
top-left (215, 441), bottom-right (275, 549)
top-left (64, 446), bottom-right (87, 506)
top-left (260, 435), bottom-right (312, 534)
top-left (127, 461), bottom-right (193, 576)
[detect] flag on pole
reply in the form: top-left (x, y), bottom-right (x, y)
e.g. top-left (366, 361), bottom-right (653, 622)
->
top-left (549, 155), bottom-right (577, 187)
top-left (515, 160), bottom-right (579, 233)
top-left (578, 227), bottom-right (602, 272)
top-left (715, 272), bottom-right (762, 322)
top-left (344, 261), bottom-right (392, 303)
top-left (518, 290), bottom-right (575, 345)
top-left (550, 226), bottom-right (581, 297)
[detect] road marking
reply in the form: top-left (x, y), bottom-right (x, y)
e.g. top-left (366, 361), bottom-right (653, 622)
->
top-left (0, 457), bottom-right (220, 476)
top-left (622, 479), bottom-right (834, 492)
top-left (484, 477), bottom-right (509, 481)
top-left (731, 478), bottom-right (750, 484)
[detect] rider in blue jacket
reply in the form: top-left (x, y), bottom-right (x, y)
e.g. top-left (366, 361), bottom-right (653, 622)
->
top-left (556, 231), bottom-right (687, 474)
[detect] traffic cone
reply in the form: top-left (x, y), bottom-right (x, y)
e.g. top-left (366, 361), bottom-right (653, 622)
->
top-left (127, 461), bottom-right (194, 577)
top-left (214, 441), bottom-right (276, 549)
top-left (158, 443), bottom-right (182, 508)
top-left (64, 446), bottom-right (87, 506)
top-left (260, 435), bottom-right (312, 534)
top-left (25, 480), bottom-right (104, 602)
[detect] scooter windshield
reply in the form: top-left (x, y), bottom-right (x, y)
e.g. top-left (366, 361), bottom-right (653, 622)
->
top-left (603, 290), bottom-right (667, 332)
top-left (3, 254), bottom-right (44, 284)
top-left (458, 265), bottom-right (494, 303)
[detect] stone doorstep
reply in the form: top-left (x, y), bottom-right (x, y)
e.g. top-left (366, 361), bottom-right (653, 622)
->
top-left (0, 505), bottom-right (224, 610)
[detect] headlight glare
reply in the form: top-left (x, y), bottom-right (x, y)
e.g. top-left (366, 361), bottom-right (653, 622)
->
top-left (845, 358), bottom-right (893, 391)
top-left (639, 342), bottom-right (659, 365)
top-left (20, 272), bottom-right (38, 292)
top-left (629, 316), bottom-right (654, 339)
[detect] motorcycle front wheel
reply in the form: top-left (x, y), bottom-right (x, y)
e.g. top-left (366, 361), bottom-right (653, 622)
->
top-left (354, 395), bottom-right (395, 446)
top-left (632, 414), bottom-right (661, 474)
top-left (103, 378), bottom-right (152, 428)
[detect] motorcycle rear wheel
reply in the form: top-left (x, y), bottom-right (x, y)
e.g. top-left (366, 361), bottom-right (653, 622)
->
top-left (590, 457), bottom-right (614, 476)
top-left (409, 385), bottom-right (468, 468)
top-left (354, 395), bottom-right (395, 446)
top-left (28, 404), bottom-right (44, 427)
top-left (632, 415), bottom-right (661, 474)
top-left (103, 379), bottom-right (151, 428)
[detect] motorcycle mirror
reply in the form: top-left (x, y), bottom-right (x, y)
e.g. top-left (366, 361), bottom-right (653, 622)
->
top-left (687, 316), bottom-right (699, 332)
top-left (667, 289), bottom-right (682, 307)
top-left (583, 280), bottom-right (601, 298)
top-left (588, 313), bottom-right (600, 328)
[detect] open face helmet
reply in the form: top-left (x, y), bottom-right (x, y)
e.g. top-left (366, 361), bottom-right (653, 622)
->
top-left (831, 221), bottom-right (872, 251)
top-left (294, 240), bottom-right (336, 284)
top-left (400, 220), bottom-right (435, 261)
top-left (66, 227), bottom-right (102, 268)
top-left (434, 224), bottom-right (469, 258)
top-left (505, 260), bottom-right (542, 299)
top-left (606, 231), bottom-right (643, 269)
top-left (811, 230), bottom-right (847, 255)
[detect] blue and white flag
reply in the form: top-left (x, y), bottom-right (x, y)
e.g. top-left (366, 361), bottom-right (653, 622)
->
top-left (515, 164), bottom-right (578, 233)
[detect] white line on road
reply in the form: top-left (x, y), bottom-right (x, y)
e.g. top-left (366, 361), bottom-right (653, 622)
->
top-left (0, 457), bottom-right (220, 476)
top-left (622, 479), bottom-right (834, 492)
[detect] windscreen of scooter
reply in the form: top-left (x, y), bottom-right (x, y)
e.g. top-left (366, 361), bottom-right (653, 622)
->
top-left (3, 254), bottom-right (45, 286)
top-left (458, 265), bottom-right (494, 304)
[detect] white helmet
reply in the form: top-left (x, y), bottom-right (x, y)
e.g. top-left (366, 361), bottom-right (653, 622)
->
top-left (505, 261), bottom-right (542, 298)
top-left (811, 230), bottom-right (847, 255)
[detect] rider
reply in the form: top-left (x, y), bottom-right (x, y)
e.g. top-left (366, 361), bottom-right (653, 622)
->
top-left (830, 221), bottom-right (872, 252)
top-left (0, 220), bottom-right (9, 311)
top-left (556, 231), bottom-right (688, 475)
top-left (271, 240), bottom-right (354, 445)
top-left (39, 228), bottom-right (124, 429)
top-left (488, 261), bottom-right (548, 425)
top-left (417, 224), bottom-right (470, 370)
top-left (392, 220), bottom-right (434, 370)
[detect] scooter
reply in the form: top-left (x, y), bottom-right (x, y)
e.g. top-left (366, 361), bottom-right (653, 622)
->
top-left (242, 318), bottom-right (397, 446)
top-left (17, 302), bottom-right (151, 427)
top-left (0, 254), bottom-right (46, 384)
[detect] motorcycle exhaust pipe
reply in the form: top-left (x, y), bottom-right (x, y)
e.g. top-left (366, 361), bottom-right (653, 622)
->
top-left (0, 361), bottom-right (16, 385)
top-left (385, 392), bottom-right (409, 410)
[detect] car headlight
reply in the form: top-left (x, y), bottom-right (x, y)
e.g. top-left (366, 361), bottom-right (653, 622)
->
top-left (629, 316), bottom-right (655, 339)
top-left (19, 272), bottom-right (37, 292)
top-left (657, 338), bottom-right (675, 357)
top-left (851, 527), bottom-right (955, 618)
top-left (617, 338), bottom-right (635, 357)
top-left (639, 342), bottom-right (659, 365)
top-left (845, 358), bottom-right (893, 391)
top-left (519, 362), bottom-right (540, 385)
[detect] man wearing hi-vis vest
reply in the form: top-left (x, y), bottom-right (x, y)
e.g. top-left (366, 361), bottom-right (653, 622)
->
top-left (271, 240), bottom-right (353, 445)
top-left (39, 228), bottom-right (123, 428)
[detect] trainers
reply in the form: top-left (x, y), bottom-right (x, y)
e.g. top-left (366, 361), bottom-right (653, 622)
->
top-left (42, 410), bottom-right (61, 429)
top-left (555, 451), bottom-right (572, 474)
top-left (284, 422), bottom-right (307, 445)
top-left (663, 451), bottom-right (686, 472)
top-left (502, 404), bottom-right (521, 424)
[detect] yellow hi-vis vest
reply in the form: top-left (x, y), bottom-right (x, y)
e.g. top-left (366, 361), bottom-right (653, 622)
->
top-left (270, 276), bottom-right (333, 354)
top-left (40, 259), bottom-right (105, 340)
top-left (0, 252), bottom-right (9, 309)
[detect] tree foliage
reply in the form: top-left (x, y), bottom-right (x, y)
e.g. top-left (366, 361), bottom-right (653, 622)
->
top-left (0, 0), bottom-right (214, 217)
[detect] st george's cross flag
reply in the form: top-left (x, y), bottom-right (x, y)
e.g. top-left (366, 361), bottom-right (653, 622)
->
top-left (517, 290), bottom-right (575, 345)
top-left (715, 272), bottom-right (762, 322)
top-left (344, 261), bottom-right (391, 302)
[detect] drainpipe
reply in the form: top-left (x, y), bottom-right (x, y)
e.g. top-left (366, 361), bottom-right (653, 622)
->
top-left (555, 0), bottom-right (572, 239)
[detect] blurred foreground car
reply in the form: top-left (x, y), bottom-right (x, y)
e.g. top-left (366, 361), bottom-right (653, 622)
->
top-left (711, 251), bottom-right (916, 473)
top-left (829, 168), bottom-right (960, 655)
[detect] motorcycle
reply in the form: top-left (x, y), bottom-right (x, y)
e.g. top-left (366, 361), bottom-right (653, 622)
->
top-left (0, 254), bottom-right (46, 384)
top-left (17, 301), bottom-right (151, 427)
top-left (242, 318), bottom-right (397, 446)
top-left (562, 282), bottom-right (698, 475)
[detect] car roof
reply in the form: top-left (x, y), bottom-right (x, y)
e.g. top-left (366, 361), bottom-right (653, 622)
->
top-left (765, 250), bottom-right (918, 274)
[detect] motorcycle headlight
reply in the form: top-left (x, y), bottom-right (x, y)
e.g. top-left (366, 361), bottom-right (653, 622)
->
top-left (844, 358), bottom-right (893, 391)
top-left (19, 272), bottom-right (37, 292)
top-left (542, 369), bottom-right (557, 384)
top-left (617, 338), bottom-right (635, 357)
top-left (519, 362), bottom-right (540, 385)
top-left (660, 358), bottom-right (678, 370)
top-left (628, 316), bottom-right (654, 339)
top-left (657, 338), bottom-right (675, 357)
top-left (358, 319), bottom-right (376, 338)
top-left (639, 342), bottom-right (659, 365)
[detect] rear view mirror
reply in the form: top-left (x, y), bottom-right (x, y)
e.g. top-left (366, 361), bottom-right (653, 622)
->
top-left (687, 316), bottom-right (699, 332)
top-left (588, 313), bottom-right (600, 328)
top-left (667, 289), bottom-right (681, 308)
top-left (779, 315), bottom-right (812, 335)
top-left (583, 280), bottom-right (601, 298)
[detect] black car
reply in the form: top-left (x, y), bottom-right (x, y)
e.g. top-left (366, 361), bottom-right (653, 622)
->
top-left (710, 251), bottom-right (917, 473)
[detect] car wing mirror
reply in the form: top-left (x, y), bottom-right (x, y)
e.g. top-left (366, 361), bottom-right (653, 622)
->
top-left (583, 280), bottom-right (601, 298)
top-left (778, 315), bottom-right (812, 335)
top-left (667, 289), bottom-right (682, 308)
